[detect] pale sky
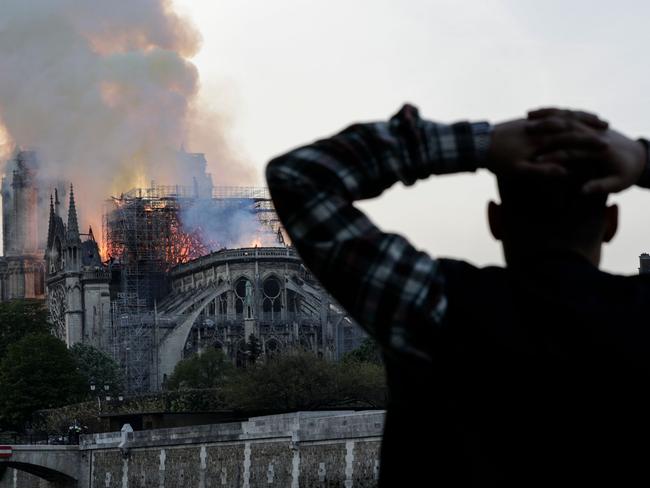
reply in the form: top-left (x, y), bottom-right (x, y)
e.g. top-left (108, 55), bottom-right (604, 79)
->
top-left (171, 0), bottom-right (650, 275)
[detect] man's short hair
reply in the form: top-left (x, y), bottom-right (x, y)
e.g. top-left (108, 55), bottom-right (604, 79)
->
top-left (496, 171), bottom-right (608, 249)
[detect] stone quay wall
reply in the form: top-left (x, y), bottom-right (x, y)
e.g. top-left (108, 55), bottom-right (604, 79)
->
top-left (0, 410), bottom-right (385, 488)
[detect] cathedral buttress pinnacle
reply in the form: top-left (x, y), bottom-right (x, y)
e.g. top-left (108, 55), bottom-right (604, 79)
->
top-left (66, 184), bottom-right (80, 242)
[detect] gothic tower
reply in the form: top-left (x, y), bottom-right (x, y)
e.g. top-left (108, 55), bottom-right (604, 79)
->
top-left (45, 184), bottom-right (111, 348)
top-left (0, 151), bottom-right (45, 301)
top-left (64, 185), bottom-right (83, 345)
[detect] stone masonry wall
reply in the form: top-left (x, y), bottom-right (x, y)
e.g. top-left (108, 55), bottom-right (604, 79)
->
top-left (87, 411), bottom-right (384, 488)
top-left (1, 411), bottom-right (385, 488)
top-left (0, 469), bottom-right (50, 488)
top-left (88, 438), bottom-right (381, 488)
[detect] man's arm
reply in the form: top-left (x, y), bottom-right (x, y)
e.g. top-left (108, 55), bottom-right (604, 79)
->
top-left (636, 139), bottom-right (650, 189)
top-left (266, 105), bottom-right (605, 360)
top-left (266, 105), bottom-right (489, 361)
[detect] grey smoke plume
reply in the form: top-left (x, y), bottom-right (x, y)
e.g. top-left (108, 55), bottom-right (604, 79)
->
top-left (181, 199), bottom-right (283, 250)
top-left (0, 0), bottom-right (253, 231)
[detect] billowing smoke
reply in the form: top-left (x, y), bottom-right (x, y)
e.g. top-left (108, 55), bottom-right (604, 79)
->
top-left (180, 199), bottom-right (283, 250)
top-left (0, 0), bottom-right (253, 235)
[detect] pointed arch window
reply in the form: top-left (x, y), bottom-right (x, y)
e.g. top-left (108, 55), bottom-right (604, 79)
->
top-left (262, 277), bottom-right (282, 322)
top-left (234, 277), bottom-right (254, 319)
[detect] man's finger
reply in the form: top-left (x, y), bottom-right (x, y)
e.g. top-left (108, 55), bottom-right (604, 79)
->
top-left (541, 133), bottom-right (608, 151)
top-left (517, 160), bottom-right (568, 177)
top-left (571, 110), bottom-right (609, 130)
top-left (582, 176), bottom-right (622, 194)
top-left (526, 118), bottom-right (572, 135)
top-left (536, 149), bottom-right (603, 162)
top-left (528, 107), bottom-right (608, 130)
top-left (528, 107), bottom-right (566, 119)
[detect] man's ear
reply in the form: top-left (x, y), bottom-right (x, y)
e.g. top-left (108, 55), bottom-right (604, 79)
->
top-left (488, 201), bottom-right (504, 241)
top-left (603, 204), bottom-right (618, 243)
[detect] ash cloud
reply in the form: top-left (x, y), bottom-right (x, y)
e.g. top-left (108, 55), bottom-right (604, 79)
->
top-left (181, 199), bottom-right (283, 250)
top-left (0, 0), bottom-right (253, 233)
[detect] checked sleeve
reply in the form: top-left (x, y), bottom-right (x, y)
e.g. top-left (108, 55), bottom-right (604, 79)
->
top-left (265, 104), bottom-right (490, 361)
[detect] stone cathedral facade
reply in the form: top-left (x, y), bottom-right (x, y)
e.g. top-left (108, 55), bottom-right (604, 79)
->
top-left (45, 186), bottom-right (112, 348)
top-left (0, 151), bottom-right (46, 301)
top-left (2, 148), bottom-right (366, 393)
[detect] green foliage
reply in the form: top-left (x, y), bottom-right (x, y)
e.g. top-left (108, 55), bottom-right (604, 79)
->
top-left (337, 360), bottom-right (387, 408)
top-left (166, 389), bottom-right (226, 412)
top-left (32, 400), bottom-right (102, 434)
top-left (0, 300), bottom-right (50, 359)
top-left (32, 348), bottom-right (387, 430)
top-left (69, 343), bottom-right (124, 396)
top-left (0, 333), bottom-right (87, 430)
top-left (343, 336), bottom-right (383, 365)
top-left (246, 334), bottom-right (262, 366)
top-left (224, 349), bottom-right (387, 411)
top-left (34, 389), bottom-right (228, 433)
top-left (166, 348), bottom-right (235, 390)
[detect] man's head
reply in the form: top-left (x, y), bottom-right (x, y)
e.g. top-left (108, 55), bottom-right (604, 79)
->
top-left (488, 172), bottom-right (618, 267)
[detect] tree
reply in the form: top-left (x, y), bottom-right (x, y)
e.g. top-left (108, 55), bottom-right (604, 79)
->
top-left (166, 348), bottom-right (234, 390)
top-left (343, 336), bottom-right (383, 365)
top-left (246, 334), bottom-right (262, 365)
top-left (0, 333), bottom-right (87, 430)
top-left (69, 343), bottom-right (124, 396)
top-left (336, 360), bottom-right (387, 408)
top-left (224, 349), bottom-right (387, 411)
top-left (0, 300), bottom-right (50, 359)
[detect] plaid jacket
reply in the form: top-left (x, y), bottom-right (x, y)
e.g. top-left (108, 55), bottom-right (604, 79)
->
top-left (266, 106), bottom-right (650, 486)
top-left (265, 104), bottom-right (491, 362)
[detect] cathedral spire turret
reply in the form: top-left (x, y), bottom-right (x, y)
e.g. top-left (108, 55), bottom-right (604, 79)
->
top-left (54, 187), bottom-right (60, 216)
top-left (46, 194), bottom-right (55, 250)
top-left (67, 184), bottom-right (80, 242)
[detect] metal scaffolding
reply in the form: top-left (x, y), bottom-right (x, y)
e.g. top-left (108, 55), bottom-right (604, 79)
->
top-left (102, 184), bottom-right (284, 392)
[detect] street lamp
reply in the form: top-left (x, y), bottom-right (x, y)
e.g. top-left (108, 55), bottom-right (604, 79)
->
top-left (89, 381), bottom-right (112, 412)
top-left (104, 392), bottom-right (126, 410)
top-left (89, 380), bottom-right (101, 412)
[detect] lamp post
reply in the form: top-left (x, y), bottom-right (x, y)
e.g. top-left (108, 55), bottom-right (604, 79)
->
top-left (90, 381), bottom-right (111, 413)
top-left (89, 380), bottom-right (100, 412)
top-left (105, 391), bottom-right (126, 411)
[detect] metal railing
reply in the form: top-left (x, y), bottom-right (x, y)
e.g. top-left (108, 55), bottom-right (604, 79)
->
top-left (0, 431), bottom-right (80, 445)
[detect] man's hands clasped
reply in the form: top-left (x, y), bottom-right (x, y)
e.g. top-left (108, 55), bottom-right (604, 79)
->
top-left (486, 107), bottom-right (648, 194)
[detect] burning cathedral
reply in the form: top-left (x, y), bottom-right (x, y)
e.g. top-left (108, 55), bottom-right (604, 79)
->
top-left (0, 151), bottom-right (46, 301)
top-left (1, 148), bottom-right (364, 393)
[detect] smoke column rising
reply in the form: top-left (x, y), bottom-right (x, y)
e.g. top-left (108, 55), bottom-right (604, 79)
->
top-left (0, 0), bottom-right (252, 236)
top-left (181, 198), bottom-right (283, 250)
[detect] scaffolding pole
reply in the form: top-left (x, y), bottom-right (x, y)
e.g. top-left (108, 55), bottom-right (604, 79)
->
top-left (102, 184), bottom-right (284, 393)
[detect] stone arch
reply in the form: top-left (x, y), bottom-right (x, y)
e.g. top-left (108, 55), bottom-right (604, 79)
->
top-left (1, 461), bottom-right (78, 486)
top-left (157, 282), bottom-right (230, 387)
top-left (0, 446), bottom-right (81, 487)
top-left (264, 337), bottom-right (282, 358)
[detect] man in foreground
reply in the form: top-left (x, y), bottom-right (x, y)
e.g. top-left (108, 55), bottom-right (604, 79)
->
top-left (266, 105), bottom-right (650, 486)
